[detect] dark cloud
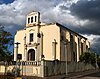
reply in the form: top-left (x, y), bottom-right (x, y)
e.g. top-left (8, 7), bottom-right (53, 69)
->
top-left (0, 0), bottom-right (100, 53)
top-left (78, 21), bottom-right (100, 35)
top-left (67, 0), bottom-right (100, 54)
top-left (59, 5), bottom-right (69, 10)
top-left (70, 0), bottom-right (100, 20)
top-left (91, 37), bottom-right (100, 55)
top-left (66, 0), bottom-right (100, 35)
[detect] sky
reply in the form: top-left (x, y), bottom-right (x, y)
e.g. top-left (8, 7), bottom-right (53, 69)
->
top-left (0, 0), bottom-right (100, 54)
top-left (0, 0), bottom-right (14, 4)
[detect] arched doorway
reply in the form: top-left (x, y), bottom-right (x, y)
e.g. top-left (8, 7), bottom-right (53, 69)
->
top-left (28, 49), bottom-right (35, 61)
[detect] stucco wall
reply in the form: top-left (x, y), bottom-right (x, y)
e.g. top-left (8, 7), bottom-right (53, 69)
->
top-left (43, 60), bottom-right (96, 77)
top-left (14, 30), bottom-right (25, 61)
top-left (0, 65), bottom-right (5, 74)
top-left (40, 24), bottom-right (60, 60)
top-left (20, 65), bottom-right (41, 76)
top-left (14, 26), bottom-right (40, 61)
top-left (0, 61), bottom-right (96, 77)
top-left (59, 26), bottom-right (90, 62)
top-left (14, 23), bottom-right (90, 62)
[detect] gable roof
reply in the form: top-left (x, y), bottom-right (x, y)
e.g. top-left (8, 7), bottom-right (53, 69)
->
top-left (56, 23), bottom-right (87, 40)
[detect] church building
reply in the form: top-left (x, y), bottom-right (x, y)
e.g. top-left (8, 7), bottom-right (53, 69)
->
top-left (14, 11), bottom-right (90, 62)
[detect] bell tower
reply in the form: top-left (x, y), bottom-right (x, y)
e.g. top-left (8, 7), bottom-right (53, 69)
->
top-left (26, 11), bottom-right (40, 27)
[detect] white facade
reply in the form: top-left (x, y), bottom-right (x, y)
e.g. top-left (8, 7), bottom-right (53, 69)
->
top-left (14, 11), bottom-right (90, 62)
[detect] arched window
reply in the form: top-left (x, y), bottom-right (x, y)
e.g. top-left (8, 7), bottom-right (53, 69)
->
top-left (28, 18), bottom-right (30, 24)
top-left (35, 16), bottom-right (37, 22)
top-left (31, 17), bottom-right (33, 23)
top-left (28, 49), bottom-right (35, 61)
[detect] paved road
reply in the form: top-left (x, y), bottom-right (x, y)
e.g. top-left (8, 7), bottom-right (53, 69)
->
top-left (74, 70), bottom-right (100, 79)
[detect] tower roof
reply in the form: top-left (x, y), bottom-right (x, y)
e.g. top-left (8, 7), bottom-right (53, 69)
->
top-left (26, 11), bottom-right (40, 27)
top-left (27, 11), bottom-right (40, 16)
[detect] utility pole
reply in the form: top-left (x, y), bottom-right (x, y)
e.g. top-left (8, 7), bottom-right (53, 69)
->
top-left (65, 42), bottom-right (68, 76)
top-left (15, 42), bottom-right (20, 77)
top-left (95, 53), bottom-right (98, 69)
top-left (63, 41), bottom-right (68, 76)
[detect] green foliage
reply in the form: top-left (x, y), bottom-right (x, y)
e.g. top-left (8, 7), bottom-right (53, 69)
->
top-left (97, 56), bottom-right (100, 68)
top-left (0, 26), bottom-right (13, 62)
top-left (79, 52), bottom-right (96, 64)
top-left (11, 67), bottom-right (21, 76)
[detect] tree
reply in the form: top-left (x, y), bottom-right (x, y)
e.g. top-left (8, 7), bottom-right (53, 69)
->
top-left (79, 52), bottom-right (96, 64)
top-left (97, 55), bottom-right (100, 68)
top-left (0, 26), bottom-right (13, 62)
